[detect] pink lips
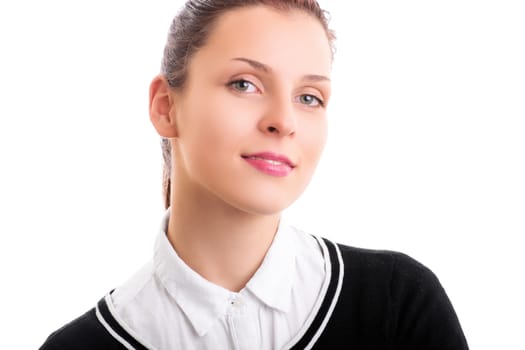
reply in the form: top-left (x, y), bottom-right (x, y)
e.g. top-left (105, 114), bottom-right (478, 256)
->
top-left (242, 152), bottom-right (295, 177)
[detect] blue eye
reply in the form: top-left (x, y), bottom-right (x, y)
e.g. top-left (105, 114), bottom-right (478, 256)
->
top-left (298, 94), bottom-right (324, 107)
top-left (229, 79), bottom-right (258, 93)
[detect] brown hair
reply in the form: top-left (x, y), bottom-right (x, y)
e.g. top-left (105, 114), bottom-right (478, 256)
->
top-left (159, 0), bottom-right (336, 209)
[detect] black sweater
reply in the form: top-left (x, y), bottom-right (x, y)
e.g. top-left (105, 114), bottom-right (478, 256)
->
top-left (40, 238), bottom-right (469, 349)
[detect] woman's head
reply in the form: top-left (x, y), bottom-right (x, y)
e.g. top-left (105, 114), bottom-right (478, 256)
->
top-left (152, 0), bottom-right (335, 213)
top-left (161, 0), bottom-right (335, 90)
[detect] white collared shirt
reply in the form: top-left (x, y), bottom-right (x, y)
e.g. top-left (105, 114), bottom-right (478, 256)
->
top-left (110, 215), bottom-right (327, 350)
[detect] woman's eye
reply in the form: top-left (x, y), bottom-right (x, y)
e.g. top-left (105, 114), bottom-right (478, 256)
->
top-left (229, 79), bottom-right (258, 93)
top-left (298, 94), bottom-right (324, 107)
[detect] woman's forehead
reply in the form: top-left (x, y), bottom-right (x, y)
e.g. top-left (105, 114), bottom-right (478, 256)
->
top-left (190, 6), bottom-right (332, 77)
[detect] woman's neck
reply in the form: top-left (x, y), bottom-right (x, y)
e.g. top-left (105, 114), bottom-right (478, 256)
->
top-left (167, 190), bottom-right (280, 292)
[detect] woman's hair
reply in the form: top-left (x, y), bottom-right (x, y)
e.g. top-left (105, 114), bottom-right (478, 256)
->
top-left (159, 0), bottom-right (336, 209)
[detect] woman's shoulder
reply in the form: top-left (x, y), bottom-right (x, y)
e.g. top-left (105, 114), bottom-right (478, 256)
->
top-left (39, 261), bottom-right (155, 350)
top-left (315, 236), bottom-right (453, 325)
top-left (312, 237), bottom-right (469, 349)
top-left (39, 306), bottom-right (121, 349)
top-left (39, 294), bottom-right (152, 350)
top-left (325, 238), bottom-right (439, 288)
top-left (289, 226), bottom-right (440, 293)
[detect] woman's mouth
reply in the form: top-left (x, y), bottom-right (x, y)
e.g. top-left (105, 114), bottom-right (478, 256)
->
top-left (241, 152), bottom-right (295, 177)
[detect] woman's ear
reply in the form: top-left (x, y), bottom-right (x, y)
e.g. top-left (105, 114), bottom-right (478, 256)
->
top-left (149, 75), bottom-right (178, 138)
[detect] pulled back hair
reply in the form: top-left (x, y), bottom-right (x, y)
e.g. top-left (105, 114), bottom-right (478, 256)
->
top-left (159, 0), bottom-right (336, 209)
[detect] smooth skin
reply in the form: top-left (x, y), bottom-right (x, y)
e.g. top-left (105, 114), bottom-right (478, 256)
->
top-left (149, 6), bottom-right (332, 292)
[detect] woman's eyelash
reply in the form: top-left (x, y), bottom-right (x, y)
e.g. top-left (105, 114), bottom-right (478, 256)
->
top-left (227, 79), bottom-right (325, 108)
top-left (296, 94), bottom-right (325, 108)
top-left (227, 79), bottom-right (259, 93)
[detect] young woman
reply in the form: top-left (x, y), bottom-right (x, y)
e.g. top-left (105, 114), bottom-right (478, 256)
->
top-left (40, 0), bottom-right (468, 349)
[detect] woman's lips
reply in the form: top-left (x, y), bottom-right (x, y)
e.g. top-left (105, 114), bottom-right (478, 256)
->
top-left (242, 152), bottom-right (295, 177)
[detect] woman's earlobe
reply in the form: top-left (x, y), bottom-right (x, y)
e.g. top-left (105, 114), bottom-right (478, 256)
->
top-left (149, 75), bottom-right (178, 138)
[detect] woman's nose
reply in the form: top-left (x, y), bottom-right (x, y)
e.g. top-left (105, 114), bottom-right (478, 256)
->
top-left (258, 97), bottom-right (297, 137)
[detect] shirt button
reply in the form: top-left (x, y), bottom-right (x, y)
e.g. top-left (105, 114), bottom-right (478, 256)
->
top-left (232, 297), bottom-right (244, 307)
top-left (229, 296), bottom-right (246, 313)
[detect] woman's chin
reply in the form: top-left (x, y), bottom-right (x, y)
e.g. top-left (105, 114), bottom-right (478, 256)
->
top-left (225, 193), bottom-right (299, 217)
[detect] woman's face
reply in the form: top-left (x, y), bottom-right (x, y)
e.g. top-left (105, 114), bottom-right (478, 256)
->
top-left (170, 5), bottom-right (332, 216)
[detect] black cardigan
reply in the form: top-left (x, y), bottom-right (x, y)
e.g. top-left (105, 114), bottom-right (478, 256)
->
top-left (40, 238), bottom-right (469, 349)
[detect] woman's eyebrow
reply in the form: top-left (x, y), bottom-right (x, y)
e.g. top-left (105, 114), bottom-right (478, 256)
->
top-left (302, 74), bottom-right (331, 83)
top-left (231, 57), bottom-right (330, 83)
top-left (232, 57), bottom-right (271, 73)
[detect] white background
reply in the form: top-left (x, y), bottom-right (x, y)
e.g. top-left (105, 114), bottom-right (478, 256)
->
top-left (0, 1), bottom-right (523, 348)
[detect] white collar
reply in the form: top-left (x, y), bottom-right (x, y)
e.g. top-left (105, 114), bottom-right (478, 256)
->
top-left (153, 213), bottom-right (296, 337)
